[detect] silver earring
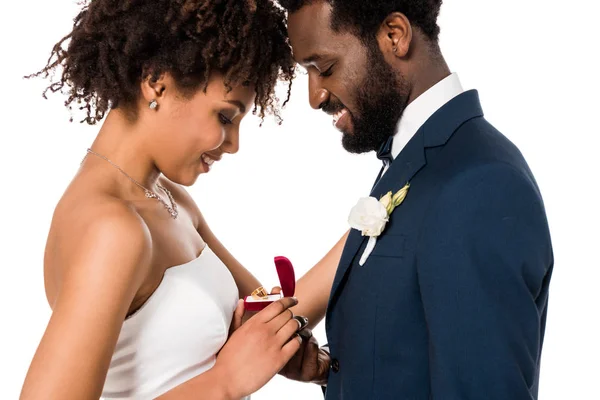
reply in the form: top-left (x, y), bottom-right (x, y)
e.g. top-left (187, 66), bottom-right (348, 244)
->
top-left (393, 47), bottom-right (397, 53)
top-left (149, 100), bottom-right (158, 110)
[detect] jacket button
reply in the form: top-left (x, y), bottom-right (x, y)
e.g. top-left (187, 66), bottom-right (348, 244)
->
top-left (331, 358), bottom-right (340, 373)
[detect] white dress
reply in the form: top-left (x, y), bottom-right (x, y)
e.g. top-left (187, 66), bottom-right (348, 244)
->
top-left (102, 245), bottom-right (247, 399)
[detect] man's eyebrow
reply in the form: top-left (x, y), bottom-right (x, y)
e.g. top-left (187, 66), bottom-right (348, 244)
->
top-left (225, 100), bottom-right (246, 113)
top-left (300, 54), bottom-right (323, 65)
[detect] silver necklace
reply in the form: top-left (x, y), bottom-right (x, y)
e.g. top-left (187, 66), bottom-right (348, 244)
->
top-left (85, 149), bottom-right (178, 219)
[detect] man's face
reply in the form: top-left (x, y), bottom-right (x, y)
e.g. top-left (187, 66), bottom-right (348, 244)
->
top-left (287, 2), bottom-right (410, 154)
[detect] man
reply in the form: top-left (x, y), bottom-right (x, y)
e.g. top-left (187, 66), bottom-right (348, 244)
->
top-left (279, 1), bottom-right (554, 399)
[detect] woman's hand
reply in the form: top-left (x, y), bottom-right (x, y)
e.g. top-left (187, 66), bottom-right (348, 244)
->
top-left (230, 286), bottom-right (284, 332)
top-left (214, 297), bottom-right (303, 399)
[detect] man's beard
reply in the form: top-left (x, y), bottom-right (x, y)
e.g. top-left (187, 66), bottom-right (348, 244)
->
top-left (342, 44), bottom-right (410, 154)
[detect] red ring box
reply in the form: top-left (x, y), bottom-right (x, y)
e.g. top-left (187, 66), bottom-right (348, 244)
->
top-left (243, 256), bottom-right (296, 312)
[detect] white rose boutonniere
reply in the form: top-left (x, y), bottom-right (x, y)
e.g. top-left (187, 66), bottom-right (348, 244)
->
top-left (348, 183), bottom-right (410, 266)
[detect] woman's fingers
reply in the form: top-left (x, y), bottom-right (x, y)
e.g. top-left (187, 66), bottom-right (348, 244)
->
top-left (280, 334), bottom-right (303, 363)
top-left (270, 286), bottom-right (282, 295)
top-left (255, 296), bottom-right (298, 323)
top-left (229, 299), bottom-right (245, 334)
top-left (276, 317), bottom-right (305, 345)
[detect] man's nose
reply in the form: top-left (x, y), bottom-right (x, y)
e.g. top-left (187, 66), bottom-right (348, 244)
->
top-left (308, 74), bottom-right (330, 110)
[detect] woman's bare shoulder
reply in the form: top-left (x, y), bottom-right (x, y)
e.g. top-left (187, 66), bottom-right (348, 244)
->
top-left (45, 189), bottom-right (152, 308)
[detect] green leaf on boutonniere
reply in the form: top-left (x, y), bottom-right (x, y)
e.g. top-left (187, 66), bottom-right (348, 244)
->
top-left (392, 182), bottom-right (410, 208)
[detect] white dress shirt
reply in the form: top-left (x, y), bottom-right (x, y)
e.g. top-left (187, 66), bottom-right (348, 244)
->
top-left (382, 73), bottom-right (464, 175)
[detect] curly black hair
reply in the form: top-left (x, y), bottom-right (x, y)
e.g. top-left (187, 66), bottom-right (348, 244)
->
top-left (26, 0), bottom-right (296, 125)
top-left (279, 0), bottom-right (443, 42)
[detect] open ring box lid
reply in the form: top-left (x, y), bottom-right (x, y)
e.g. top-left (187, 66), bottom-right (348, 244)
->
top-left (243, 256), bottom-right (295, 311)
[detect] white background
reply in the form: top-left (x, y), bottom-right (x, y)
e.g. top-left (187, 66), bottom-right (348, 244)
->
top-left (1, 0), bottom-right (599, 398)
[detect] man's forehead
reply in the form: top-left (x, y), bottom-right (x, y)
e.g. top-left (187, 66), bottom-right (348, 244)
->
top-left (288, 3), bottom-right (337, 64)
top-left (288, 0), bottom-right (332, 24)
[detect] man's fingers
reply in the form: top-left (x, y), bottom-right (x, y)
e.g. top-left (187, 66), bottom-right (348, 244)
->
top-left (300, 336), bottom-right (321, 380)
top-left (293, 315), bottom-right (309, 331)
top-left (298, 328), bottom-right (313, 341)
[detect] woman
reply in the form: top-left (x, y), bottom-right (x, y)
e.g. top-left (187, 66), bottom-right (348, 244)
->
top-left (19, 0), bottom-right (305, 399)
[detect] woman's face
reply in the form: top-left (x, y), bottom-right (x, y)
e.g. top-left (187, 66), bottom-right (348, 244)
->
top-left (144, 73), bottom-right (256, 186)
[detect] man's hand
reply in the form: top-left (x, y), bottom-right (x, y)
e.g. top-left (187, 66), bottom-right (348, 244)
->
top-left (279, 329), bottom-right (330, 386)
top-left (238, 286), bottom-right (330, 384)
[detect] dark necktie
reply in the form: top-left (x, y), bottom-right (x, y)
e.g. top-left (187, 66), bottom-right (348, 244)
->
top-left (372, 136), bottom-right (394, 189)
top-left (376, 136), bottom-right (394, 168)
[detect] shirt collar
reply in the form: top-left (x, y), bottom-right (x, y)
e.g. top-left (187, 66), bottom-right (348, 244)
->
top-left (390, 72), bottom-right (464, 159)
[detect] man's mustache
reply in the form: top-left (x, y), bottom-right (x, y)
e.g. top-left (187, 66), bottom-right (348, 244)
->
top-left (321, 101), bottom-right (346, 115)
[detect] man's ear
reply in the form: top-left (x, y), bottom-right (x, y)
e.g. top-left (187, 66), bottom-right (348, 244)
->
top-left (376, 12), bottom-right (413, 59)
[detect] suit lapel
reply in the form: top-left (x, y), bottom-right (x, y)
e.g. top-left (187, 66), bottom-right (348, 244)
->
top-left (329, 127), bottom-right (427, 300)
top-left (328, 90), bottom-right (485, 308)
top-left (371, 165), bottom-right (385, 192)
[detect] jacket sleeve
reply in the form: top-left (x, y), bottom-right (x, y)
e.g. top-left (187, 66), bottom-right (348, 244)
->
top-left (416, 163), bottom-right (553, 399)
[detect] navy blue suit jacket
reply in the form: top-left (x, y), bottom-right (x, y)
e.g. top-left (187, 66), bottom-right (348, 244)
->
top-left (324, 90), bottom-right (553, 399)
